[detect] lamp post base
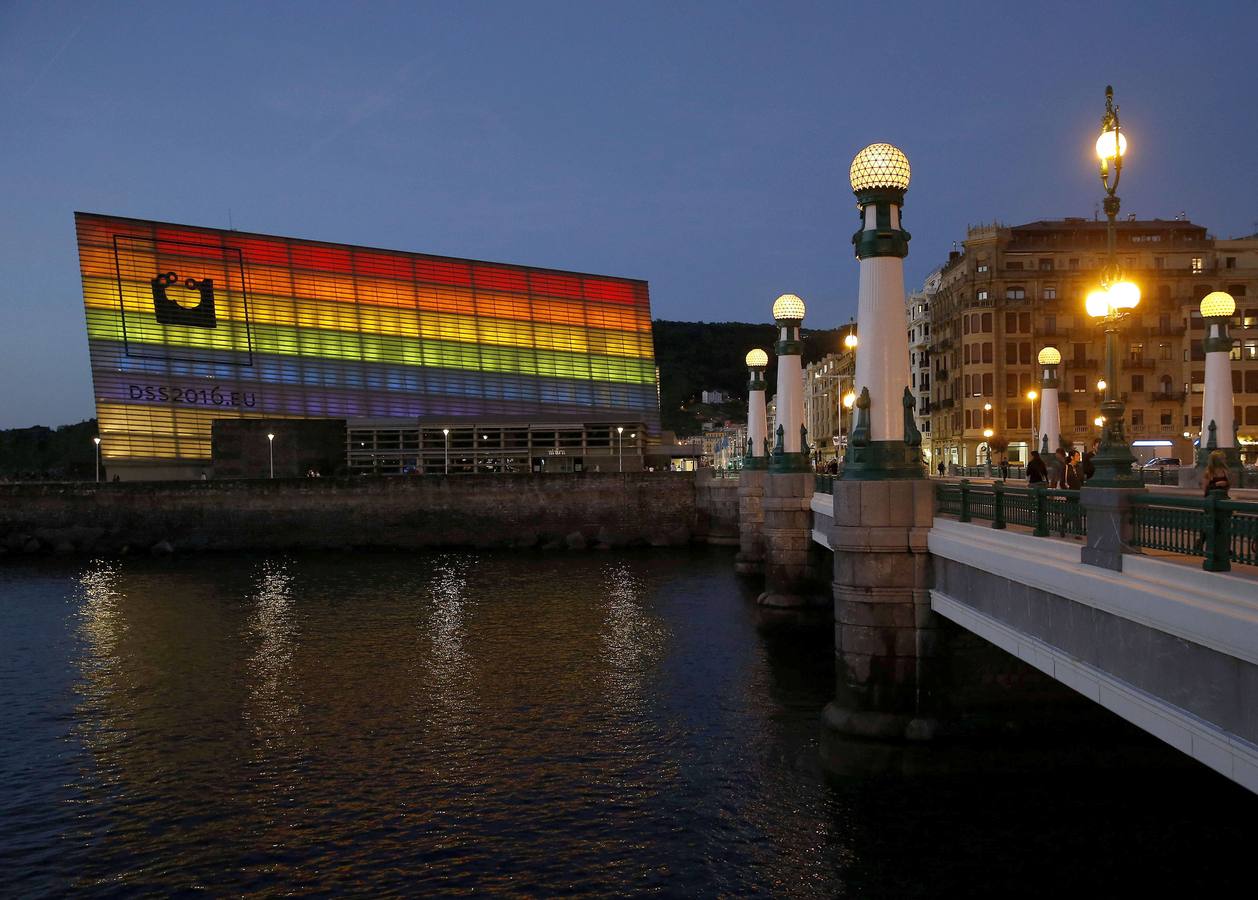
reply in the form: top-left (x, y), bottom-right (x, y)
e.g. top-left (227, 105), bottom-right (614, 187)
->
top-left (841, 440), bottom-right (925, 481)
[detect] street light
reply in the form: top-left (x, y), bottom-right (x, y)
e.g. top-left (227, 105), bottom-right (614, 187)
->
top-left (1084, 84), bottom-right (1140, 485)
top-left (443, 428), bottom-right (450, 474)
top-left (1096, 379), bottom-right (1107, 392)
top-left (93, 436), bottom-right (101, 483)
top-left (267, 432), bottom-right (275, 478)
top-left (982, 428), bottom-right (994, 470)
top-left (1199, 291), bottom-right (1239, 468)
top-left (1026, 390), bottom-right (1038, 453)
top-left (844, 332), bottom-right (859, 350)
top-left (617, 425), bottom-right (624, 472)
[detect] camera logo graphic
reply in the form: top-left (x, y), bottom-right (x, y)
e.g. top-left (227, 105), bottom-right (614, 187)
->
top-left (152, 271), bottom-right (217, 328)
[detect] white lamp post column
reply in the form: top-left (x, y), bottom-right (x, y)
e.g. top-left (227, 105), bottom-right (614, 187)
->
top-left (1037, 347), bottom-right (1062, 457)
top-left (744, 349), bottom-right (769, 467)
top-left (93, 436), bottom-right (101, 483)
top-left (443, 428), bottom-right (450, 474)
top-left (1199, 291), bottom-right (1239, 471)
top-left (769, 295), bottom-right (809, 472)
top-left (267, 432), bottom-right (275, 479)
top-left (843, 142), bottom-right (922, 479)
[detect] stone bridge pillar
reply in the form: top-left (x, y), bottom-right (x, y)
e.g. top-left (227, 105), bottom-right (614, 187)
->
top-left (823, 143), bottom-right (936, 740)
top-left (737, 349), bottom-right (770, 574)
top-left (756, 297), bottom-right (818, 606)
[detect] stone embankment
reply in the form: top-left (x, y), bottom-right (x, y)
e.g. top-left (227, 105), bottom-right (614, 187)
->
top-left (0, 471), bottom-right (740, 557)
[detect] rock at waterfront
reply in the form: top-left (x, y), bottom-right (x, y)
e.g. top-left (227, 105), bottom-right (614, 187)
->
top-left (151, 540), bottom-right (174, 556)
top-left (565, 531), bottom-right (587, 550)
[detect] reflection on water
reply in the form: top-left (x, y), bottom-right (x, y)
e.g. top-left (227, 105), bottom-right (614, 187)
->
top-left (0, 548), bottom-right (1253, 897)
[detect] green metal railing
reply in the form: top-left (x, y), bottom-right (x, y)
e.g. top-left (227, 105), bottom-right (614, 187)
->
top-left (814, 474), bottom-right (836, 494)
top-left (935, 480), bottom-right (1085, 537)
top-left (1130, 491), bottom-right (1258, 572)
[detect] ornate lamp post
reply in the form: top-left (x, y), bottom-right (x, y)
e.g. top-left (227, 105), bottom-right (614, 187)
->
top-left (842, 142), bottom-right (922, 479)
top-left (744, 349), bottom-right (770, 468)
top-left (1199, 291), bottom-right (1240, 471)
top-left (1026, 390), bottom-right (1039, 455)
top-left (1036, 346), bottom-right (1062, 455)
top-left (1084, 85), bottom-right (1140, 486)
top-left (769, 293), bottom-right (810, 472)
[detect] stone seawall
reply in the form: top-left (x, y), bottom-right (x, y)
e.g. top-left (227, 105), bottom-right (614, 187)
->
top-left (0, 472), bottom-right (736, 556)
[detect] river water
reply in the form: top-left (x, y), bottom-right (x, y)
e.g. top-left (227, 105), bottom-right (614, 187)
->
top-left (1, 547), bottom-right (1253, 897)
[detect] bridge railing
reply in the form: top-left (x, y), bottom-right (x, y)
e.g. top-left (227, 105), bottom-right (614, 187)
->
top-left (936, 481), bottom-right (1258, 572)
top-left (1130, 491), bottom-right (1258, 572)
top-left (814, 474), bottom-right (836, 494)
top-left (936, 480), bottom-right (1085, 538)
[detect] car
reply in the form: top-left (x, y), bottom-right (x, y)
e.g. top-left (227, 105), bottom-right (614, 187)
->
top-left (1140, 456), bottom-right (1181, 468)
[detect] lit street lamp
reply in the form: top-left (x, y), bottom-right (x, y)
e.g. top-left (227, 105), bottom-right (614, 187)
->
top-left (1026, 390), bottom-right (1038, 452)
top-left (267, 432), bottom-right (275, 478)
top-left (1084, 84), bottom-right (1140, 486)
top-left (93, 436), bottom-right (101, 483)
top-left (443, 428), bottom-right (450, 474)
top-left (982, 428), bottom-right (994, 472)
top-left (617, 425), bottom-right (624, 472)
top-left (1198, 291), bottom-right (1240, 470)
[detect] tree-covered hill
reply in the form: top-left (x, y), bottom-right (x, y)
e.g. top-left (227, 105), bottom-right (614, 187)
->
top-left (652, 320), bottom-right (853, 436)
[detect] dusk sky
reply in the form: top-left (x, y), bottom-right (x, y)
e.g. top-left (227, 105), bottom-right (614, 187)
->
top-left (2, 0), bottom-right (1256, 428)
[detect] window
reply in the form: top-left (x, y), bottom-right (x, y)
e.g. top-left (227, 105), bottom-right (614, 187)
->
top-left (1153, 257), bottom-right (1164, 269)
top-left (964, 344), bottom-right (970, 364)
top-left (1160, 410), bottom-right (1172, 427)
top-left (1006, 373), bottom-right (1018, 396)
top-left (1020, 313), bottom-right (1031, 332)
top-left (1008, 261), bottom-right (1024, 270)
top-left (963, 316), bottom-right (970, 335)
top-left (1019, 343), bottom-right (1031, 365)
top-left (1005, 312), bottom-right (1018, 333)
top-left (1072, 342), bottom-right (1088, 364)
top-left (982, 343), bottom-right (993, 364)
top-left (982, 373), bottom-right (993, 396)
top-left (1044, 286), bottom-right (1057, 300)
top-left (1228, 284), bottom-right (1246, 298)
top-left (1192, 257), bottom-right (1204, 273)
top-left (981, 313), bottom-right (992, 332)
top-left (1039, 259), bottom-right (1053, 270)
top-left (1069, 258), bottom-right (1079, 270)
top-left (1005, 343), bottom-right (1018, 365)
top-left (1131, 374), bottom-right (1144, 392)
top-left (1229, 343), bottom-right (1242, 361)
top-left (1006, 409), bottom-right (1018, 429)
top-left (1246, 340), bottom-right (1258, 360)
top-left (1073, 375), bottom-right (1087, 393)
top-left (1045, 314), bottom-right (1057, 333)
top-left (1130, 409), bottom-right (1143, 426)
top-left (977, 264), bottom-right (989, 273)
top-left (1248, 406), bottom-right (1258, 425)
top-left (1074, 409), bottom-right (1087, 426)
top-left (977, 290), bottom-right (989, 301)
top-left (1226, 257), bottom-right (1237, 269)
top-left (1247, 371), bottom-right (1258, 393)
top-left (1006, 287), bottom-right (1026, 300)
top-left (1160, 342), bottom-right (1172, 360)
top-left (1129, 342), bottom-right (1144, 361)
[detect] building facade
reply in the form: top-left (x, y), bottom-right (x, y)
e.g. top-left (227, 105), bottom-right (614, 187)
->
top-left (76, 213), bottom-right (661, 478)
top-left (906, 270), bottom-right (939, 462)
top-left (927, 218), bottom-right (1258, 467)
top-left (804, 343), bottom-right (857, 466)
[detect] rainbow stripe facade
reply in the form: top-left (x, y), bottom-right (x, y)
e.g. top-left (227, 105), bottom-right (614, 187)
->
top-left (76, 213), bottom-right (659, 467)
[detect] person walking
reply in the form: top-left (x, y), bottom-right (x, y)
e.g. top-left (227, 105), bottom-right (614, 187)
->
top-left (1027, 450), bottom-right (1047, 485)
top-left (1049, 447), bottom-right (1067, 488)
top-left (1201, 450), bottom-right (1232, 496)
top-left (937, 460), bottom-right (946, 478)
top-left (1082, 439), bottom-right (1098, 481)
top-left (1065, 451), bottom-right (1084, 489)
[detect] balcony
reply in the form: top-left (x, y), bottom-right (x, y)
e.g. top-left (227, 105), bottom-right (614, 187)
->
top-left (1151, 391), bottom-right (1187, 402)
top-left (1068, 359), bottom-right (1101, 370)
top-left (939, 398), bottom-right (955, 409)
top-left (1122, 357), bottom-right (1156, 370)
top-left (1154, 325), bottom-right (1187, 336)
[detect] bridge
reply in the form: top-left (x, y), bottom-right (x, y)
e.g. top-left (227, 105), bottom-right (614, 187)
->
top-left (801, 476), bottom-right (1258, 793)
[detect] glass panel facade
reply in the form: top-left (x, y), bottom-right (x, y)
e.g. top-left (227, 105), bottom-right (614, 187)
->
top-left (77, 213), bottom-right (660, 465)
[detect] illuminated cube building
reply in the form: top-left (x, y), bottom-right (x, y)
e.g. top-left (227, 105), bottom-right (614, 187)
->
top-left (76, 213), bottom-right (660, 478)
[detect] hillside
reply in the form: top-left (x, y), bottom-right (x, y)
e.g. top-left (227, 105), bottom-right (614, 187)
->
top-left (651, 320), bottom-right (854, 436)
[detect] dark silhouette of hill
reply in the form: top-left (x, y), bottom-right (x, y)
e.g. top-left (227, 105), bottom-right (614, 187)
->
top-left (652, 320), bottom-right (854, 436)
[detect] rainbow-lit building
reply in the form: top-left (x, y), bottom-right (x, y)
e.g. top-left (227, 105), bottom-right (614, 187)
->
top-left (76, 213), bottom-right (660, 478)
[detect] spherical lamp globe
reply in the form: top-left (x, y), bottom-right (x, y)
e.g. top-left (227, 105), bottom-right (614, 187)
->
top-left (1095, 129), bottom-right (1128, 161)
top-left (849, 143), bottom-right (911, 194)
top-left (1037, 347), bottom-right (1062, 366)
top-left (842, 391), bottom-right (856, 409)
top-left (1109, 280), bottom-right (1140, 310)
top-left (843, 332), bottom-right (859, 350)
top-left (1200, 291), bottom-right (1236, 318)
top-left (1085, 289), bottom-right (1112, 319)
top-left (745, 348), bottom-right (769, 368)
top-left (771, 293), bottom-right (806, 321)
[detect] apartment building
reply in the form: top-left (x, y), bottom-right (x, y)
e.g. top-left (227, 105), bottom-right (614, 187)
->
top-left (906, 269), bottom-right (939, 460)
top-left (804, 344), bottom-right (857, 465)
top-left (927, 218), bottom-right (1258, 467)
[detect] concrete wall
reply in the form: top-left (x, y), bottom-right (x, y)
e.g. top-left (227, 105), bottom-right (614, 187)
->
top-left (694, 472), bottom-right (739, 546)
top-left (0, 472), bottom-right (733, 555)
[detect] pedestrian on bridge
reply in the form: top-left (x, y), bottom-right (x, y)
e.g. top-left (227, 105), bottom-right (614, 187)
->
top-left (1027, 450), bottom-right (1047, 485)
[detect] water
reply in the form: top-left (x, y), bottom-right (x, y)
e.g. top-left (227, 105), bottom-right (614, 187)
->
top-left (1, 547), bottom-right (1253, 897)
